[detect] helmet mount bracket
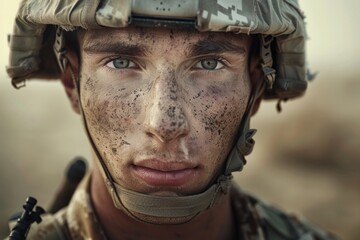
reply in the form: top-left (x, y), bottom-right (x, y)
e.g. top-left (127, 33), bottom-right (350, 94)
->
top-left (54, 27), bottom-right (68, 73)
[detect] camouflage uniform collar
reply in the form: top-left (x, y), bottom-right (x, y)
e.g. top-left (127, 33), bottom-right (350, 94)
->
top-left (65, 173), bottom-right (109, 240)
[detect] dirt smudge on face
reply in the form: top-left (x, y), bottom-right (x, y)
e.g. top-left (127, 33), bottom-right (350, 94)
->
top-left (111, 147), bottom-right (117, 154)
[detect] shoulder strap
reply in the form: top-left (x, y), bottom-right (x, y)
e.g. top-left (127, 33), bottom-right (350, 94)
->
top-left (250, 197), bottom-right (338, 240)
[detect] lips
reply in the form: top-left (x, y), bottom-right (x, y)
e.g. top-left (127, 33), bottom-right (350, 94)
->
top-left (132, 159), bottom-right (198, 186)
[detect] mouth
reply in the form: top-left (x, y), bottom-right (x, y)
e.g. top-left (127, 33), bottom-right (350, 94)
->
top-left (131, 159), bottom-right (199, 187)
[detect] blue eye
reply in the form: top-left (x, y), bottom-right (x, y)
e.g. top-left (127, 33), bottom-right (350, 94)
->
top-left (106, 58), bottom-right (136, 69)
top-left (195, 58), bottom-right (224, 70)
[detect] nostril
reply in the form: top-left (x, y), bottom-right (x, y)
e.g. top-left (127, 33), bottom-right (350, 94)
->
top-left (145, 131), bottom-right (166, 143)
top-left (146, 132), bottom-right (154, 138)
top-left (146, 131), bottom-right (170, 144)
top-left (177, 132), bottom-right (188, 139)
top-left (146, 132), bottom-right (161, 140)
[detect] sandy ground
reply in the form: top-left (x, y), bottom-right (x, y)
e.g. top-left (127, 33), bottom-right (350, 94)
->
top-left (1, 1), bottom-right (360, 239)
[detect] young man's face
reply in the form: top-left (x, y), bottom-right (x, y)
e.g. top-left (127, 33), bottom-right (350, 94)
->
top-left (78, 26), bottom-right (252, 196)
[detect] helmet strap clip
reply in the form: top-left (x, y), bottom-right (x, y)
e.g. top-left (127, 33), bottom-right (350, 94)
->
top-left (260, 35), bottom-right (276, 89)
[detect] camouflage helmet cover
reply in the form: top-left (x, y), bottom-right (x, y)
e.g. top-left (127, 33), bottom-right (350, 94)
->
top-left (6, 0), bottom-right (308, 100)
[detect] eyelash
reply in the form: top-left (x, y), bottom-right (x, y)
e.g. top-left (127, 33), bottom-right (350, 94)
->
top-left (192, 57), bottom-right (229, 71)
top-left (104, 56), bottom-right (139, 70)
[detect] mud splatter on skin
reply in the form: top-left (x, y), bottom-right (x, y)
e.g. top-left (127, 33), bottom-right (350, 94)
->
top-left (84, 77), bottom-right (94, 92)
top-left (111, 148), bottom-right (117, 154)
top-left (79, 26), bottom-right (252, 198)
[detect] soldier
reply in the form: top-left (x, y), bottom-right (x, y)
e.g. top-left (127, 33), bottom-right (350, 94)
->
top-left (6, 0), bottom-right (338, 239)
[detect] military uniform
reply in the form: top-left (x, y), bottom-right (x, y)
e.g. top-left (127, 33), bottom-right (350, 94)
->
top-left (8, 173), bottom-right (336, 240)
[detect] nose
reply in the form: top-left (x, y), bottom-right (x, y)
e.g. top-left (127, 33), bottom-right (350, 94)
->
top-left (144, 72), bottom-right (189, 143)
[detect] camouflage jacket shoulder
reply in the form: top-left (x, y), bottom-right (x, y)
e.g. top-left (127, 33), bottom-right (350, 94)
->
top-left (230, 184), bottom-right (339, 240)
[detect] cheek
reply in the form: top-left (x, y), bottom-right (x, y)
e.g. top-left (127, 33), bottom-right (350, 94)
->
top-left (81, 75), bottom-right (145, 149)
top-left (183, 72), bottom-right (250, 169)
top-left (187, 74), bottom-right (250, 138)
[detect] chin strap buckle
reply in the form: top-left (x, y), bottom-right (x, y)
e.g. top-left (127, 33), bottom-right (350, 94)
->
top-left (208, 174), bottom-right (233, 208)
top-left (217, 174), bottom-right (233, 194)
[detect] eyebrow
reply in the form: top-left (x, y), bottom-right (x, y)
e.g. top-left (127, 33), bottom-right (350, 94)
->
top-left (188, 39), bottom-right (246, 57)
top-left (83, 40), bottom-right (147, 57)
top-left (82, 34), bottom-right (245, 57)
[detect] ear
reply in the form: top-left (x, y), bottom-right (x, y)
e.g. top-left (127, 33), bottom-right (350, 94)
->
top-left (249, 40), bottom-right (264, 116)
top-left (60, 46), bottom-right (81, 114)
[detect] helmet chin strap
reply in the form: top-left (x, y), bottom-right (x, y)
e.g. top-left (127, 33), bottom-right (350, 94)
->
top-left (81, 83), bottom-right (262, 225)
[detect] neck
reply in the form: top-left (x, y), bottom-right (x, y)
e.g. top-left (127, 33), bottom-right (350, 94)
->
top-left (90, 166), bottom-right (236, 240)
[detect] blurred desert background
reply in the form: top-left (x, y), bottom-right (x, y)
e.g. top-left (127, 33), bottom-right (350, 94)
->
top-left (1, 1), bottom-right (359, 239)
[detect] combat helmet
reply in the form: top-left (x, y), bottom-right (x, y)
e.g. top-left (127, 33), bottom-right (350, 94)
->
top-left (6, 0), bottom-right (310, 223)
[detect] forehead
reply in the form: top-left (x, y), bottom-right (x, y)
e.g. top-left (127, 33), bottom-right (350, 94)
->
top-left (80, 26), bottom-right (252, 54)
